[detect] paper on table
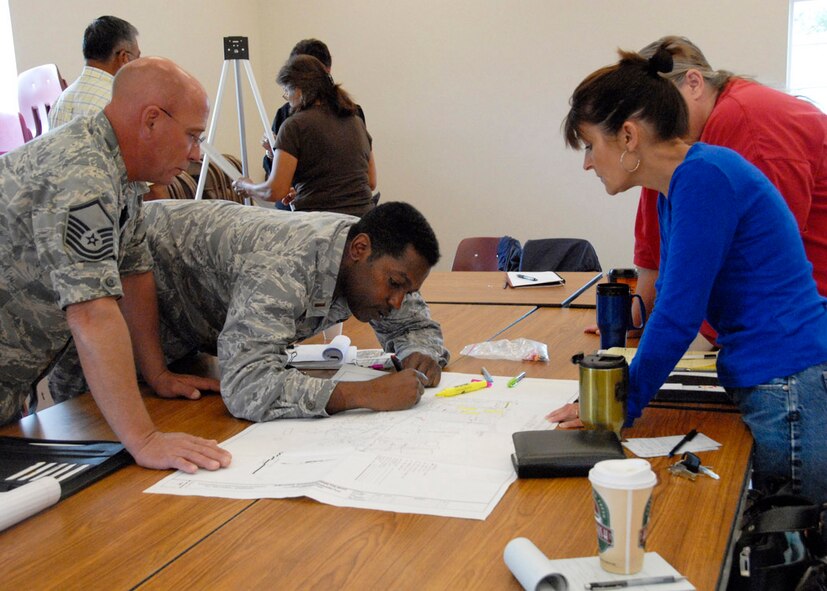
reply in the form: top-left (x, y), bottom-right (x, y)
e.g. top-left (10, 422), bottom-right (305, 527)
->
top-left (146, 373), bottom-right (579, 520)
top-left (622, 433), bottom-right (721, 458)
top-left (331, 364), bottom-right (386, 382)
top-left (507, 271), bottom-right (565, 288)
top-left (0, 476), bottom-right (61, 532)
top-left (504, 537), bottom-right (694, 591)
top-left (603, 348), bottom-right (717, 372)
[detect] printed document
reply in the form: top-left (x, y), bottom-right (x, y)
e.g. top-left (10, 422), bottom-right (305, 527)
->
top-left (146, 372), bottom-right (578, 520)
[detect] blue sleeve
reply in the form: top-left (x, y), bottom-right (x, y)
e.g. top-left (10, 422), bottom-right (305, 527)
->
top-left (627, 158), bottom-right (738, 419)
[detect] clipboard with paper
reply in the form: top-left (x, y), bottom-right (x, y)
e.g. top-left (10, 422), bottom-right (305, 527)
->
top-left (286, 334), bottom-right (357, 369)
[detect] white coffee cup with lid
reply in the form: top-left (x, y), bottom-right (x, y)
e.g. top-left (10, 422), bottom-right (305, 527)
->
top-left (588, 458), bottom-right (657, 574)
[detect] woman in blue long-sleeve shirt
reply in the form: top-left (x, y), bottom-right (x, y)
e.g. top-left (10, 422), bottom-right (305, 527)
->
top-left (554, 43), bottom-right (827, 503)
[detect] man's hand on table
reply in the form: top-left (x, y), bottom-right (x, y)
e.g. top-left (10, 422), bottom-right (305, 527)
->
top-left (129, 431), bottom-right (232, 474)
top-left (328, 370), bottom-right (426, 413)
top-left (148, 369), bottom-right (220, 400)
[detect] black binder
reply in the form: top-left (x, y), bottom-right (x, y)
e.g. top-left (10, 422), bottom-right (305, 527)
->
top-left (0, 436), bottom-right (133, 499)
top-left (511, 429), bottom-right (625, 478)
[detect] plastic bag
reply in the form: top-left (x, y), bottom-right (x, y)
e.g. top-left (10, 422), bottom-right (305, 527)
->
top-left (460, 338), bottom-right (549, 362)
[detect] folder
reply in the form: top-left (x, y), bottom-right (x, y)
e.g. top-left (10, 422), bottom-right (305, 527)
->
top-left (0, 436), bottom-right (133, 499)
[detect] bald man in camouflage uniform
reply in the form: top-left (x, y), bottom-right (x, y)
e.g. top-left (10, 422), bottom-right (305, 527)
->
top-left (0, 57), bottom-right (231, 474)
top-left (53, 199), bottom-right (448, 419)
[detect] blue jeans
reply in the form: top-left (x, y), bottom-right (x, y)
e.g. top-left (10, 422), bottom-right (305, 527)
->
top-left (727, 361), bottom-right (827, 505)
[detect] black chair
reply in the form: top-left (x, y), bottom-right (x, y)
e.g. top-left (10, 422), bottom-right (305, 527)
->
top-left (519, 238), bottom-right (602, 272)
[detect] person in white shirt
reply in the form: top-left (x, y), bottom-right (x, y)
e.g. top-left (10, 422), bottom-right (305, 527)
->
top-left (48, 15), bottom-right (140, 128)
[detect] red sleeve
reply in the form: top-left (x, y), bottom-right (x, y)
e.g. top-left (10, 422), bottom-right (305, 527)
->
top-left (633, 187), bottom-right (660, 269)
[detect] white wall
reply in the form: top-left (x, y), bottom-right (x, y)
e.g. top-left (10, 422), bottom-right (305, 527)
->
top-left (9, 0), bottom-right (268, 163)
top-left (10, 0), bottom-right (790, 270)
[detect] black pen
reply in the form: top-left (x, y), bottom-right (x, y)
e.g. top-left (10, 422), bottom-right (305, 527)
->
top-left (390, 354), bottom-right (404, 372)
top-left (667, 428), bottom-right (698, 457)
top-left (585, 574), bottom-right (687, 589)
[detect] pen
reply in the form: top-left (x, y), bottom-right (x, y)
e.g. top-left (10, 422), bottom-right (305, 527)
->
top-left (507, 371), bottom-right (526, 388)
top-left (435, 380), bottom-right (489, 398)
top-left (390, 355), bottom-right (404, 372)
top-left (585, 575), bottom-right (687, 589)
top-left (481, 367), bottom-right (493, 384)
top-left (561, 272), bottom-right (603, 308)
top-left (516, 273), bottom-right (538, 282)
top-left (667, 428), bottom-right (698, 457)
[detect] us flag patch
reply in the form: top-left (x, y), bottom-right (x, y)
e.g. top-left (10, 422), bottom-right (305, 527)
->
top-left (64, 199), bottom-right (115, 261)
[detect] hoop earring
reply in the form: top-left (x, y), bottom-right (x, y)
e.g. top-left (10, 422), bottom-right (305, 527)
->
top-left (620, 149), bottom-right (641, 173)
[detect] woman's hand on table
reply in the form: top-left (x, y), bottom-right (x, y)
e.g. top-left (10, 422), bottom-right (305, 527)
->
top-left (546, 402), bottom-right (584, 429)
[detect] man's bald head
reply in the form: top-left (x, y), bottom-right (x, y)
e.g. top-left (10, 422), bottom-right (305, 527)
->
top-left (105, 57), bottom-right (209, 183)
top-left (110, 56), bottom-right (207, 114)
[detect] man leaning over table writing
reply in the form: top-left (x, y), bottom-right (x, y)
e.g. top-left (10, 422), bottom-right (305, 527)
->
top-left (50, 200), bottom-right (449, 420)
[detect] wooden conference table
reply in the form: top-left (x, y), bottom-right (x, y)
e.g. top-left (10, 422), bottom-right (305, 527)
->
top-left (0, 303), bottom-right (750, 590)
top-left (420, 271), bottom-right (604, 307)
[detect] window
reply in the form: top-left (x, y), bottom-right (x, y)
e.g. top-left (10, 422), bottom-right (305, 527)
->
top-left (0, 0), bottom-right (18, 113)
top-left (789, 0), bottom-right (827, 111)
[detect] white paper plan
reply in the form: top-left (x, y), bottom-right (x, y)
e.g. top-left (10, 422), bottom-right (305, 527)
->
top-left (146, 372), bottom-right (578, 520)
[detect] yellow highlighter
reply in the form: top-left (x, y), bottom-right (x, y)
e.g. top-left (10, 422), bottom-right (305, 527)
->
top-left (435, 380), bottom-right (489, 398)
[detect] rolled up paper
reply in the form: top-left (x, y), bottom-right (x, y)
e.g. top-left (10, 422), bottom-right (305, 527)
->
top-left (199, 141), bottom-right (242, 181)
top-left (323, 335), bottom-right (351, 361)
top-left (504, 537), bottom-right (568, 591)
top-left (0, 476), bottom-right (61, 532)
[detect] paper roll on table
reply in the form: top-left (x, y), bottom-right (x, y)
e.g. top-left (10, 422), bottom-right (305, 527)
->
top-left (0, 476), bottom-right (61, 532)
top-left (504, 537), bottom-right (569, 591)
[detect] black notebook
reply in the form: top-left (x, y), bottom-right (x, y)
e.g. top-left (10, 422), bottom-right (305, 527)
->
top-left (0, 437), bottom-right (133, 499)
top-left (511, 429), bottom-right (625, 478)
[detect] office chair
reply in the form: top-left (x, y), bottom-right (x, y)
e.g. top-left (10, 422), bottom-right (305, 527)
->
top-left (519, 238), bottom-right (602, 272)
top-left (451, 237), bottom-right (501, 271)
top-left (17, 64), bottom-right (64, 137)
top-left (0, 111), bottom-right (28, 155)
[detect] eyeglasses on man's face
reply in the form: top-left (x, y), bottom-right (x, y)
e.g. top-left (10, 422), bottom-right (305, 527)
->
top-left (158, 107), bottom-right (206, 147)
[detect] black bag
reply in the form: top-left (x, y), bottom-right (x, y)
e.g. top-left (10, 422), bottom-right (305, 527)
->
top-left (729, 492), bottom-right (826, 591)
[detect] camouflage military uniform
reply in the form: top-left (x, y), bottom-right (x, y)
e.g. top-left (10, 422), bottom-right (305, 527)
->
top-left (0, 111), bottom-right (151, 424)
top-left (144, 199), bottom-right (448, 421)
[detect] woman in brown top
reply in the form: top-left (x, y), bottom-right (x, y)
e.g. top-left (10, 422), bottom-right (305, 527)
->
top-left (235, 55), bottom-right (377, 217)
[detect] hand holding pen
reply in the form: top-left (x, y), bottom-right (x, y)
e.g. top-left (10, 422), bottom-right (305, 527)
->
top-left (391, 354), bottom-right (431, 386)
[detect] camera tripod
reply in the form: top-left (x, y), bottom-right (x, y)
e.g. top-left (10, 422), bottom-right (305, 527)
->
top-left (195, 36), bottom-right (275, 204)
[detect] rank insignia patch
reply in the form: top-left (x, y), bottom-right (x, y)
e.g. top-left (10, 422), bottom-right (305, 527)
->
top-left (65, 199), bottom-right (115, 261)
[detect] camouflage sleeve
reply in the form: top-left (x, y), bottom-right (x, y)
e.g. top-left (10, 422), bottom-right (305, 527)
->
top-left (32, 190), bottom-right (124, 309)
top-left (369, 292), bottom-right (450, 366)
top-left (216, 254), bottom-right (336, 422)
